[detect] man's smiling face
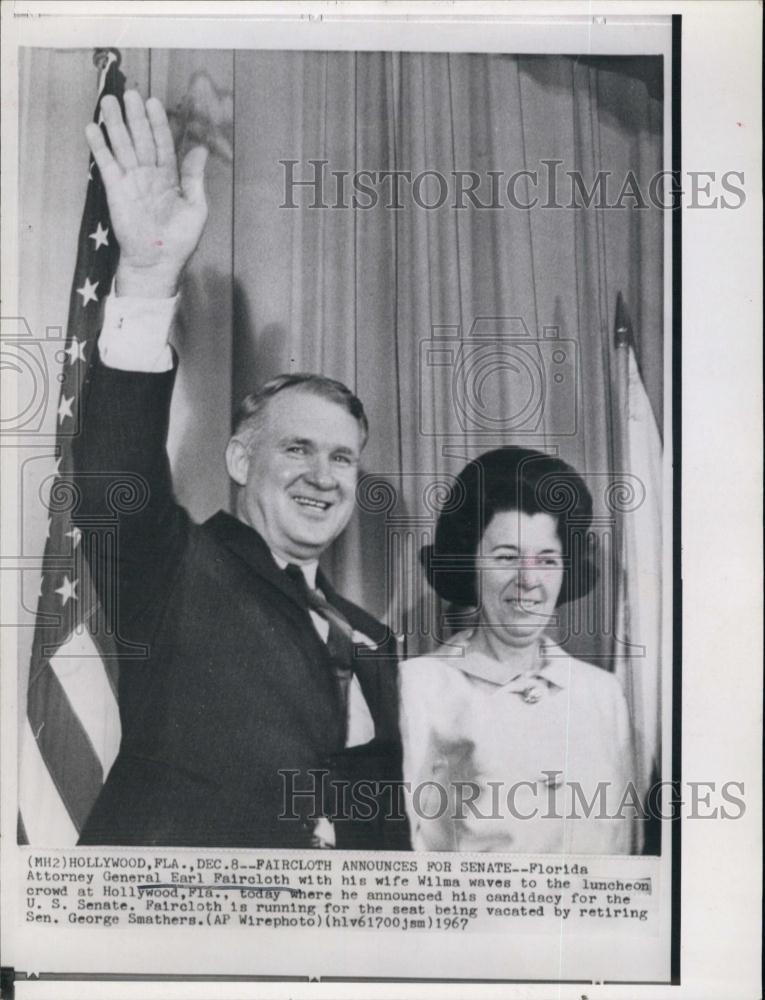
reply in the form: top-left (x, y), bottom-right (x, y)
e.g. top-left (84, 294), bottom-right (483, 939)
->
top-left (226, 386), bottom-right (363, 563)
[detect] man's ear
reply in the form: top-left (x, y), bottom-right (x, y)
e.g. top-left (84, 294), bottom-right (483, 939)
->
top-left (225, 437), bottom-right (250, 487)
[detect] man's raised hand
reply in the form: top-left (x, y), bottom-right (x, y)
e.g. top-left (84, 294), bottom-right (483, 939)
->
top-left (85, 90), bottom-right (209, 298)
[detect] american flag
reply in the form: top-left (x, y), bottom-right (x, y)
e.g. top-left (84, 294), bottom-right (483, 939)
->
top-left (19, 50), bottom-right (126, 845)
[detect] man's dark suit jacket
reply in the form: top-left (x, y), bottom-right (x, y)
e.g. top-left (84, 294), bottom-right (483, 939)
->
top-left (72, 356), bottom-right (408, 850)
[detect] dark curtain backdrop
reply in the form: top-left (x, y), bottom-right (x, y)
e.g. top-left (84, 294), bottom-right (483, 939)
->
top-left (19, 46), bottom-right (663, 777)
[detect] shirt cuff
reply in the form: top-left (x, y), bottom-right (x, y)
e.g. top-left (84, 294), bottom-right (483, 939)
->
top-left (98, 293), bottom-right (178, 372)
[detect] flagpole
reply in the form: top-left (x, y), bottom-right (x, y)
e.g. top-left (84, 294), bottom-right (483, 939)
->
top-left (612, 292), bottom-right (645, 745)
top-left (612, 291), bottom-right (664, 854)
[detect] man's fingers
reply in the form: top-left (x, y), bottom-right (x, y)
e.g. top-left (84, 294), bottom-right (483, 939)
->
top-left (124, 90), bottom-right (156, 167)
top-left (84, 121), bottom-right (123, 188)
top-left (146, 97), bottom-right (178, 174)
top-left (180, 145), bottom-right (209, 207)
top-left (100, 95), bottom-right (138, 171)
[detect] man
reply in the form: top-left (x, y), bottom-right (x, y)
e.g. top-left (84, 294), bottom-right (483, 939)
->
top-left (74, 90), bottom-right (407, 849)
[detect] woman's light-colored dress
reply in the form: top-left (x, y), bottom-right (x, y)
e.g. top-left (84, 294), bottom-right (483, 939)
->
top-left (399, 631), bottom-right (636, 854)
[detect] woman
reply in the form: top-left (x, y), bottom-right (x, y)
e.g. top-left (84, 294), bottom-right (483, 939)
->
top-left (399, 447), bottom-right (636, 854)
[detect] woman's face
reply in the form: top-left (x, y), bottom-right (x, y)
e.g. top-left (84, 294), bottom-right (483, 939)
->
top-left (476, 509), bottom-right (564, 648)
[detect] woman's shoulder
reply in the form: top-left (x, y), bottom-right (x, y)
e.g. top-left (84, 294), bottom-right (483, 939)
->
top-left (398, 632), bottom-right (475, 687)
top-left (400, 631), bottom-right (473, 665)
top-left (547, 644), bottom-right (627, 701)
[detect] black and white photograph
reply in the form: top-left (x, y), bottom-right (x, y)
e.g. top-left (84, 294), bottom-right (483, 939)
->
top-left (17, 42), bottom-right (668, 853)
top-left (0, 2), bottom-right (761, 997)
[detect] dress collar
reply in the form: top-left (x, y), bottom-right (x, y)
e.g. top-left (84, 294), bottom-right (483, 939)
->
top-left (441, 630), bottom-right (571, 690)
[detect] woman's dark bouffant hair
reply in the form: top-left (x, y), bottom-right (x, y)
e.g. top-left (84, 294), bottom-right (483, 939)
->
top-left (420, 446), bottom-right (597, 607)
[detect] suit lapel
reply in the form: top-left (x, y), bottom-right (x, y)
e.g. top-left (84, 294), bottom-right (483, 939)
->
top-left (205, 511), bottom-right (397, 739)
top-left (205, 511), bottom-right (308, 611)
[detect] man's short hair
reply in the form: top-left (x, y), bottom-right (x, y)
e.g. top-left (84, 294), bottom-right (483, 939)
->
top-left (232, 372), bottom-right (369, 449)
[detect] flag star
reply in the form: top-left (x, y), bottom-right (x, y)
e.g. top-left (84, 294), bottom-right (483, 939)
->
top-left (89, 222), bottom-right (109, 250)
top-left (65, 526), bottom-right (82, 549)
top-left (76, 276), bottom-right (99, 307)
top-left (65, 337), bottom-right (87, 365)
top-left (58, 394), bottom-right (75, 424)
top-left (55, 575), bottom-right (78, 606)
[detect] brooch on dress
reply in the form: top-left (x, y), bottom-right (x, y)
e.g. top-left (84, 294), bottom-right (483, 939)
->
top-left (519, 684), bottom-right (544, 704)
top-left (506, 639), bottom-right (556, 704)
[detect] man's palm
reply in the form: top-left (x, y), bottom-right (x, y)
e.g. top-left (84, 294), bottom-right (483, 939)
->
top-left (86, 91), bottom-right (208, 295)
top-left (105, 156), bottom-right (207, 270)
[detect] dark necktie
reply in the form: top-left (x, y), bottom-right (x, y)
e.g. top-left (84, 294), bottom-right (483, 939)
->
top-left (285, 564), bottom-right (354, 736)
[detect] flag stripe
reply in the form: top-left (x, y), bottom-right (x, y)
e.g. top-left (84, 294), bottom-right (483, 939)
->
top-left (95, 639), bottom-right (121, 700)
top-left (19, 719), bottom-right (81, 845)
top-left (27, 664), bottom-right (106, 831)
top-left (50, 628), bottom-right (121, 775)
